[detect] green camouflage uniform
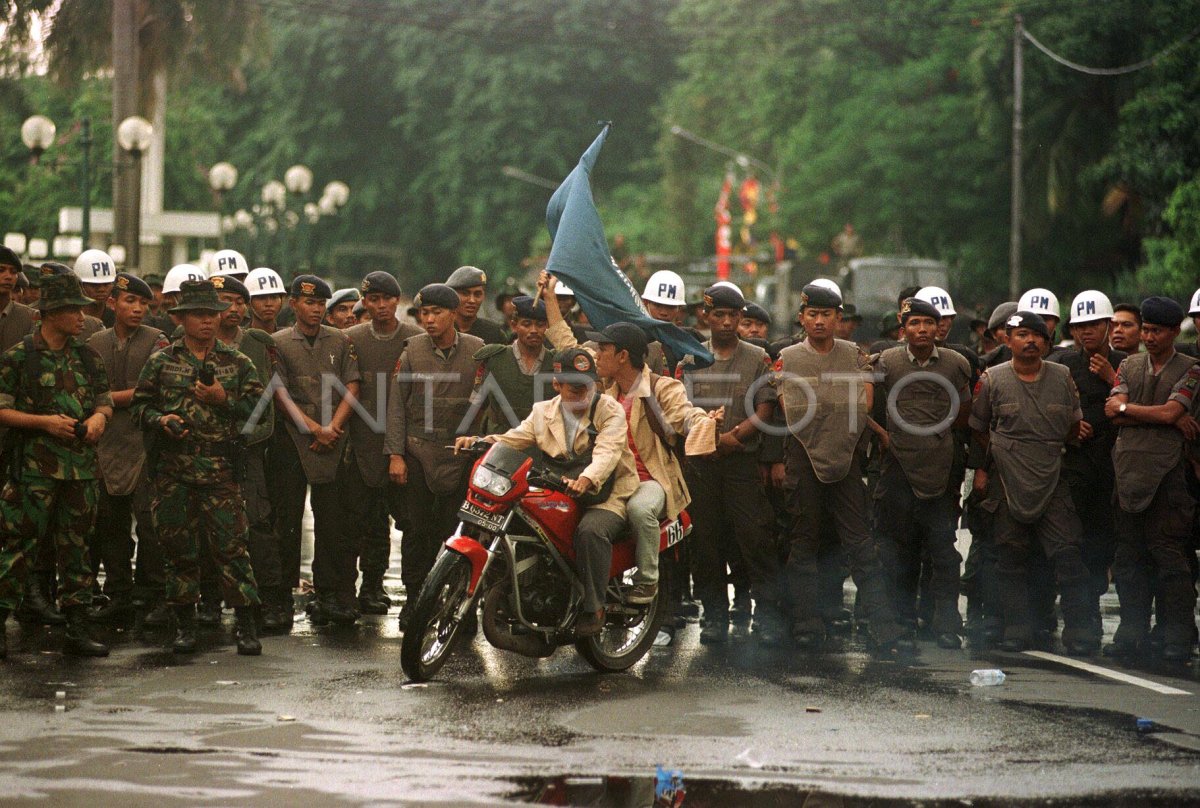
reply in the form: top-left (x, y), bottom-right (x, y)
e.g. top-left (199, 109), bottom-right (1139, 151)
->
top-left (131, 339), bottom-right (265, 606)
top-left (0, 331), bottom-right (112, 611)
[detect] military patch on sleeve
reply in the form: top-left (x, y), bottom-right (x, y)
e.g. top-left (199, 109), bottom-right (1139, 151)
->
top-left (474, 363), bottom-right (486, 385)
top-left (973, 371), bottom-right (988, 398)
top-left (674, 363), bottom-right (685, 381)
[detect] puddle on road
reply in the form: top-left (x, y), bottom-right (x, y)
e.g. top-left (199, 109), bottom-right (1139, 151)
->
top-left (506, 775), bottom-right (1200, 807)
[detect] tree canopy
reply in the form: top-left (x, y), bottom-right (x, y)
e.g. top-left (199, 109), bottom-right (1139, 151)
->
top-left (2, 0), bottom-right (1198, 305)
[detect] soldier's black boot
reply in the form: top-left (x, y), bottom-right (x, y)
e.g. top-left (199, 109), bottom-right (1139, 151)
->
top-left (234, 607), bottom-right (262, 656)
top-left (17, 577), bottom-right (67, 625)
top-left (0, 608), bottom-right (9, 659)
top-left (172, 605), bottom-right (197, 654)
top-left (357, 575), bottom-right (389, 615)
top-left (63, 607), bottom-right (109, 657)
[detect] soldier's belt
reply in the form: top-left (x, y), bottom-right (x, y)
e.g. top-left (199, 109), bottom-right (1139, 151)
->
top-left (162, 440), bottom-right (241, 457)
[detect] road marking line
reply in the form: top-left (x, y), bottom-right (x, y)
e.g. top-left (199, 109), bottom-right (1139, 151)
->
top-left (1022, 650), bottom-right (1193, 695)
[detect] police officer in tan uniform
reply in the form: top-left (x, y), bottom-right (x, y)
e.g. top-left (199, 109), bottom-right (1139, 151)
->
top-left (87, 273), bottom-right (170, 622)
top-left (344, 272), bottom-right (421, 614)
top-left (773, 283), bottom-right (909, 654)
top-left (271, 275), bottom-right (362, 626)
top-left (1104, 297), bottom-right (1200, 661)
top-left (970, 311), bottom-right (1096, 655)
top-left (385, 283), bottom-right (483, 628)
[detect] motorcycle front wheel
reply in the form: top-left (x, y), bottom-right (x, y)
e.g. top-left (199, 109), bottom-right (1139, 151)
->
top-left (575, 561), bottom-right (671, 673)
top-left (400, 551), bottom-right (474, 682)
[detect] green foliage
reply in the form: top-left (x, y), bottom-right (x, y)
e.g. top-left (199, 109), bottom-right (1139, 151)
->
top-left (4, 0), bottom-right (1199, 309)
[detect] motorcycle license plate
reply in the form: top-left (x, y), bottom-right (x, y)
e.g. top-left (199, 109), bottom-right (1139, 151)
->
top-left (459, 501), bottom-right (506, 533)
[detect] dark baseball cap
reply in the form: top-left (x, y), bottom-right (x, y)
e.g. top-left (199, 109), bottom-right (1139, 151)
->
top-left (552, 347), bottom-right (599, 383)
top-left (586, 322), bottom-right (648, 363)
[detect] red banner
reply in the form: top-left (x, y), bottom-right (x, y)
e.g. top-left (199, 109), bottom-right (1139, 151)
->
top-left (715, 172), bottom-right (733, 279)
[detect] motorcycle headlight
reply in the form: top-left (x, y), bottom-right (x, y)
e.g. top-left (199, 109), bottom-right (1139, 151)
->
top-left (472, 465), bottom-right (513, 497)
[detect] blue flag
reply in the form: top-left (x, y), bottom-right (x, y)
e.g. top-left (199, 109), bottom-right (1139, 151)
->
top-left (546, 124), bottom-right (714, 369)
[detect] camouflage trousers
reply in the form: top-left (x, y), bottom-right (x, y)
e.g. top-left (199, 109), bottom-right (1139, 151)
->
top-left (0, 475), bottom-right (98, 611)
top-left (151, 476), bottom-right (260, 607)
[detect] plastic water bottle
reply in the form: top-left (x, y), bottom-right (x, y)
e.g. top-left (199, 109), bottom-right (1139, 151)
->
top-left (970, 669), bottom-right (1006, 687)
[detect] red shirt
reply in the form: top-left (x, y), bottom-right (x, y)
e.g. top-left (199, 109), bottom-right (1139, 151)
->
top-left (620, 394), bottom-right (653, 482)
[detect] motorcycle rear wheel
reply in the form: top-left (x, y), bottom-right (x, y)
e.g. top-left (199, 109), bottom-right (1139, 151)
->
top-left (400, 552), bottom-right (474, 682)
top-left (575, 561), bottom-right (671, 673)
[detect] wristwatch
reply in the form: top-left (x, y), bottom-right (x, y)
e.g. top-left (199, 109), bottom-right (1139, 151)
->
top-left (1118, 402), bottom-right (1127, 414)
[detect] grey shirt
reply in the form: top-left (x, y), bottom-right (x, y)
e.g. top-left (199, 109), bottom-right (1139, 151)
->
top-left (682, 339), bottom-right (775, 454)
top-left (345, 319), bottom-right (422, 487)
top-left (272, 324), bottom-right (361, 484)
top-left (970, 361), bottom-right (1081, 521)
top-left (774, 338), bottom-right (873, 483)
top-left (873, 345), bottom-right (972, 499)
top-left (1110, 351), bottom-right (1200, 512)
top-left (88, 324), bottom-right (170, 495)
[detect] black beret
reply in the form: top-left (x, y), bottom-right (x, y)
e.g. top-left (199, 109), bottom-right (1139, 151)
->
top-left (742, 302), bottom-right (772, 324)
top-left (210, 274), bottom-right (250, 301)
top-left (799, 282), bottom-right (842, 310)
top-left (899, 297), bottom-right (941, 324)
top-left (511, 295), bottom-right (547, 321)
top-left (446, 265), bottom-right (487, 289)
top-left (988, 302), bottom-right (1019, 332)
top-left (703, 283), bottom-right (745, 311)
top-left (289, 274), bottom-right (332, 300)
top-left (1005, 310), bottom-right (1050, 341)
top-left (0, 247), bottom-right (21, 273)
top-left (113, 272), bottom-right (153, 300)
top-left (413, 283), bottom-right (460, 310)
top-left (360, 271), bottom-right (402, 297)
top-left (1140, 296), bottom-right (1185, 328)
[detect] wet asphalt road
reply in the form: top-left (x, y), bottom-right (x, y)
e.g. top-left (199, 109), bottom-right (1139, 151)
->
top-left (3, 532), bottom-right (1200, 805)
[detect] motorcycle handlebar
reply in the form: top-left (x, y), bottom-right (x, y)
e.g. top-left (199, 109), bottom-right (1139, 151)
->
top-left (527, 469), bottom-right (570, 494)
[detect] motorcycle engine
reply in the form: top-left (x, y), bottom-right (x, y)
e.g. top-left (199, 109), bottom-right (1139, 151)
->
top-left (517, 552), bottom-right (570, 625)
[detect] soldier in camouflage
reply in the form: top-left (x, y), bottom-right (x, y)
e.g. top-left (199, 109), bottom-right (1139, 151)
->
top-left (0, 272), bottom-right (114, 659)
top-left (212, 274), bottom-right (289, 632)
top-left (131, 280), bottom-right (265, 656)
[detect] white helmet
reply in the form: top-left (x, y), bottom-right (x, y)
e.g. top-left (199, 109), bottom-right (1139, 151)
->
top-left (1068, 290), bottom-right (1115, 324)
top-left (711, 280), bottom-right (741, 294)
top-left (1018, 287), bottom-right (1060, 320)
top-left (642, 270), bottom-right (686, 306)
top-left (162, 264), bottom-right (207, 294)
top-left (810, 277), bottom-right (842, 298)
top-left (916, 285), bottom-right (956, 316)
top-left (208, 249), bottom-right (249, 279)
top-left (246, 267), bottom-right (286, 297)
top-left (553, 279), bottom-right (574, 297)
top-left (73, 249), bottom-right (116, 285)
top-left (1188, 288), bottom-right (1200, 316)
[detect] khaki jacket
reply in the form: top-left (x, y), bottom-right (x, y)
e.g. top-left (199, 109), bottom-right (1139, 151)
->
top-left (492, 393), bottom-right (638, 519)
top-left (549, 315), bottom-right (707, 519)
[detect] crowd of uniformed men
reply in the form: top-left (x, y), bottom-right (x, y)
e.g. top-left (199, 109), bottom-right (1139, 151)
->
top-left (0, 241), bottom-right (1197, 664)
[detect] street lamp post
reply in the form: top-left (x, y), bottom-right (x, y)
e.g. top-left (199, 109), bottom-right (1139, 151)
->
top-left (284, 165), bottom-right (313, 272)
top-left (21, 115), bottom-right (95, 247)
top-left (261, 180), bottom-right (287, 271)
top-left (116, 116), bottom-right (153, 270)
top-left (208, 161), bottom-right (238, 249)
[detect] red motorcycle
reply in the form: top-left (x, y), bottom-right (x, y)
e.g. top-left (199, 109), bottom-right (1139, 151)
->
top-left (399, 442), bottom-right (690, 682)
